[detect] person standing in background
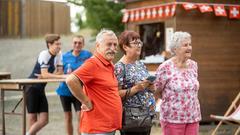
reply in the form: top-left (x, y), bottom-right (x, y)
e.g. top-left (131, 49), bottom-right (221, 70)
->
top-left (56, 35), bottom-right (92, 135)
top-left (26, 34), bottom-right (67, 135)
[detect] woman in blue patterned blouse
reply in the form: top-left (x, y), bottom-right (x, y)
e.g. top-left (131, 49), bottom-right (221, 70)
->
top-left (114, 30), bottom-right (156, 135)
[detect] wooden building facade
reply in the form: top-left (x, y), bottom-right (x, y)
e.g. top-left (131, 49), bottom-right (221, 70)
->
top-left (123, 0), bottom-right (240, 122)
top-left (0, 0), bottom-right (70, 38)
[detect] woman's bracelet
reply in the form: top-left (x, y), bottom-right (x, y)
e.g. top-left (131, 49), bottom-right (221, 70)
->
top-left (125, 88), bottom-right (131, 97)
top-left (128, 88), bottom-right (131, 95)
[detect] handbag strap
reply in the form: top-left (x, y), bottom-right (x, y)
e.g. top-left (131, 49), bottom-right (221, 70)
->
top-left (121, 62), bottom-right (129, 102)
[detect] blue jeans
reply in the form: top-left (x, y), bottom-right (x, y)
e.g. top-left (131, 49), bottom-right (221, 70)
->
top-left (81, 131), bottom-right (115, 135)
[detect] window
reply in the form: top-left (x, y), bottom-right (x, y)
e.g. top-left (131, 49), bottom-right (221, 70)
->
top-left (140, 23), bottom-right (165, 59)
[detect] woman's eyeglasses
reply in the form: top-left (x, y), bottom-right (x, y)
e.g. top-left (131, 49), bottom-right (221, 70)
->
top-left (129, 40), bottom-right (143, 47)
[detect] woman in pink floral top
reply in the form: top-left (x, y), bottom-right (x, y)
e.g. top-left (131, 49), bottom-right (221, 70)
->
top-left (154, 31), bottom-right (201, 135)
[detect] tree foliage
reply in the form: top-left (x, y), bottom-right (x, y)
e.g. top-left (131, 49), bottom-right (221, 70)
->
top-left (68, 0), bottom-right (125, 34)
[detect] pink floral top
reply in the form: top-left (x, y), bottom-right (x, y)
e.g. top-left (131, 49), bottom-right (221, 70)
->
top-left (154, 58), bottom-right (201, 123)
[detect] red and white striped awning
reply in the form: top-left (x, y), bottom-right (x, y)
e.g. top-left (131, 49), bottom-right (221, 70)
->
top-left (122, 2), bottom-right (240, 23)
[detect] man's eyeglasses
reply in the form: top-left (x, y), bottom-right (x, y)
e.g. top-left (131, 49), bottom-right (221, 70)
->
top-left (74, 41), bottom-right (82, 45)
top-left (129, 40), bottom-right (143, 47)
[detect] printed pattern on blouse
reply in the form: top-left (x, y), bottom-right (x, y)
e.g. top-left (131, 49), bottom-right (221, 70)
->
top-left (114, 61), bottom-right (155, 115)
top-left (154, 59), bottom-right (201, 123)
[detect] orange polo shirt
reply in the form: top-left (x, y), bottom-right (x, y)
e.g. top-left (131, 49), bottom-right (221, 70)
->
top-left (73, 52), bottom-right (122, 133)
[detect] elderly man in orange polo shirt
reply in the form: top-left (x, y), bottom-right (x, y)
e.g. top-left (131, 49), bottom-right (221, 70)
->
top-left (66, 29), bottom-right (122, 135)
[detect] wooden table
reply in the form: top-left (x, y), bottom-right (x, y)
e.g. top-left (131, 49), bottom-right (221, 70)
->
top-left (0, 78), bottom-right (65, 135)
top-left (0, 72), bottom-right (10, 134)
top-left (0, 72), bottom-right (11, 80)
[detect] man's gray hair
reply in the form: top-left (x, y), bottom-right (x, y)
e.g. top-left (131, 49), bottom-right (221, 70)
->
top-left (169, 31), bottom-right (191, 55)
top-left (96, 29), bottom-right (116, 44)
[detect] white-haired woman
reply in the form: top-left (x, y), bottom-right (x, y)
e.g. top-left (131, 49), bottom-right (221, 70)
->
top-left (154, 31), bottom-right (201, 135)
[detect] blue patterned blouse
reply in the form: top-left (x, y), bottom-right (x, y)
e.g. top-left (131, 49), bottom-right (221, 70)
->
top-left (114, 61), bottom-right (155, 115)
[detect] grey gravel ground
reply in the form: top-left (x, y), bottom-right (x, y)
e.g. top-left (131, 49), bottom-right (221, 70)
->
top-left (3, 95), bottom-right (239, 135)
top-left (0, 29), bottom-right (238, 135)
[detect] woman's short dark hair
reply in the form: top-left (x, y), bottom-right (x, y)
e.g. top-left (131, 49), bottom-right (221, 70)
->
top-left (45, 34), bottom-right (60, 48)
top-left (118, 30), bottom-right (140, 54)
